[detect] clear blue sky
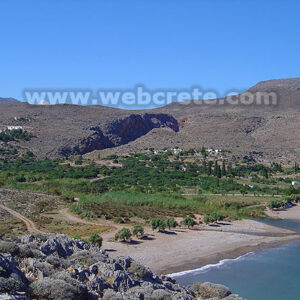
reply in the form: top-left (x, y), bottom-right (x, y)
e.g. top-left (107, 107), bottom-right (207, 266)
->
top-left (1, 0), bottom-right (300, 105)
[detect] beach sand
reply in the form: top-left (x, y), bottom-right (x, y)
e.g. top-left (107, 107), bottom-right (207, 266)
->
top-left (103, 216), bottom-right (300, 275)
top-left (266, 203), bottom-right (300, 220)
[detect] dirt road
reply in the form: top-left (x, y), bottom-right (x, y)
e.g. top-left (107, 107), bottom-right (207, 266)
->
top-left (0, 204), bottom-right (44, 234)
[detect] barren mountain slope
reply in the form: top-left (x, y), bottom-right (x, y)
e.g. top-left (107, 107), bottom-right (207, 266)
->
top-left (0, 78), bottom-right (299, 162)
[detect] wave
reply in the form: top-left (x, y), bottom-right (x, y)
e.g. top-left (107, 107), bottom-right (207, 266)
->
top-left (167, 252), bottom-right (255, 278)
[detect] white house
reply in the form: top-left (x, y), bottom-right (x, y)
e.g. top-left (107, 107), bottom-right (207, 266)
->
top-left (292, 181), bottom-right (300, 186)
top-left (7, 126), bottom-right (23, 131)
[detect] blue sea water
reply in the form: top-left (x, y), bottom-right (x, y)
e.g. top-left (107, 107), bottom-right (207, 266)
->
top-left (174, 219), bottom-right (300, 300)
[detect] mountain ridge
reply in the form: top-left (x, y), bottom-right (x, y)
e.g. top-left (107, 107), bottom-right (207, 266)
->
top-left (1, 78), bottom-right (300, 163)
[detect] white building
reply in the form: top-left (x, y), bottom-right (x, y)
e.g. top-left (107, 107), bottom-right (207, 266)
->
top-left (7, 126), bottom-right (23, 131)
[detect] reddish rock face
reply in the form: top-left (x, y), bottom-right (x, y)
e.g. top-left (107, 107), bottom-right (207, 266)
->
top-left (61, 113), bottom-right (179, 156)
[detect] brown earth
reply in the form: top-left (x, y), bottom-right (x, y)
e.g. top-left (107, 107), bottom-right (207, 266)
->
top-left (1, 78), bottom-right (300, 163)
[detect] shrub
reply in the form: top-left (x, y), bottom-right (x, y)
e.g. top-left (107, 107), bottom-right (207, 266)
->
top-left (151, 218), bottom-right (166, 232)
top-left (114, 217), bottom-right (125, 224)
top-left (15, 174), bottom-right (26, 182)
top-left (89, 233), bottom-right (103, 248)
top-left (115, 228), bottom-right (132, 242)
top-left (50, 187), bottom-right (61, 196)
top-left (203, 212), bottom-right (224, 224)
top-left (165, 218), bottom-right (178, 230)
top-left (268, 199), bottom-right (285, 209)
top-left (30, 279), bottom-right (81, 300)
top-left (203, 215), bottom-right (212, 224)
top-left (127, 262), bottom-right (148, 279)
top-left (132, 225), bottom-right (144, 238)
top-left (0, 241), bottom-right (19, 255)
top-left (183, 217), bottom-right (196, 229)
top-left (210, 211), bottom-right (225, 222)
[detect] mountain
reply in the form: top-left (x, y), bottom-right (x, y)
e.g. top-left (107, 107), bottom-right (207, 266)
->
top-left (0, 97), bottom-right (19, 103)
top-left (0, 78), bottom-right (299, 163)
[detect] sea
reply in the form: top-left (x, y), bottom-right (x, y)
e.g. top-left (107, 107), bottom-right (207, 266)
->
top-left (172, 219), bottom-right (300, 300)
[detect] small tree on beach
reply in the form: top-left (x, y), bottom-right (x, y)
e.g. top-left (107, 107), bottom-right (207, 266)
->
top-left (151, 218), bottom-right (166, 232)
top-left (183, 217), bottom-right (196, 229)
top-left (89, 233), bottom-right (103, 248)
top-left (166, 218), bottom-right (178, 230)
top-left (210, 211), bottom-right (224, 222)
top-left (115, 228), bottom-right (132, 242)
top-left (133, 225), bottom-right (144, 238)
top-left (203, 215), bottom-right (212, 224)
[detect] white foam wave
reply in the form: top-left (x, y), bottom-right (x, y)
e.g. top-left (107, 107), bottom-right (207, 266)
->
top-left (167, 252), bottom-right (254, 278)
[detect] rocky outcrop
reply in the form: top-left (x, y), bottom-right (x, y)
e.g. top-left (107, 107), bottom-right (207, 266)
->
top-left (0, 234), bottom-right (244, 300)
top-left (60, 113), bottom-right (179, 156)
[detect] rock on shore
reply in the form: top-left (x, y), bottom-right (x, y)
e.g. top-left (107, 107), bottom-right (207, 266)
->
top-left (0, 234), bottom-right (244, 299)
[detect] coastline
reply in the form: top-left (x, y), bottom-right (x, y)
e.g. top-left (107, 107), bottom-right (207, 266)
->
top-left (163, 235), bottom-right (300, 276)
top-left (104, 207), bottom-right (300, 275)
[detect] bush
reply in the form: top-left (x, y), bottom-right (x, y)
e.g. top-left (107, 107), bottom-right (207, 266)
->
top-left (203, 215), bottom-right (212, 224)
top-left (151, 218), bottom-right (166, 232)
top-left (210, 211), bottom-right (225, 222)
top-left (114, 217), bottom-right (125, 224)
top-left (132, 225), bottom-right (144, 238)
top-left (203, 212), bottom-right (224, 224)
top-left (89, 233), bottom-right (103, 248)
top-left (115, 228), bottom-right (132, 242)
top-left (0, 241), bottom-right (19, 255)
top-left (127, 262), bottom-right (148, 279)
top-left (165, 218), bottom-right (178, 230)
top-left (183, 217), bottom-right (196, 228)
top-left (268, 199), bottom-right (285, 209)
top-left (30, 279), bottom-right (82, 300)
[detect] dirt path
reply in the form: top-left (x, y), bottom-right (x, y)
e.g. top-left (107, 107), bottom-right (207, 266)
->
top-left (59, 208), bottom-right (103, 226)
top-left (59, 208), bottom-right (130, 241)
top-left (0, 204), bottom-right (44, 234)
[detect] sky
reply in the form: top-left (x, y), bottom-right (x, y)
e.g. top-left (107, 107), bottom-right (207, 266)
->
top-left (0, 0), bottom-right (300, 107)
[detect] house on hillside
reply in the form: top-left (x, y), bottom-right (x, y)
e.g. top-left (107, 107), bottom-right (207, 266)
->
top-left (292, 181), bottom-right (300, 186)
top-left (7, 126), bottom-right (23, 131)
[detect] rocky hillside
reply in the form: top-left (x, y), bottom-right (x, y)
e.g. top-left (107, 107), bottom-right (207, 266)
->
top-left (1, 78), bottom-right (300, 162)
top-left (0, 234), bottom-right (243, 300)
top-left (0, 98), bottom-right (19, 103)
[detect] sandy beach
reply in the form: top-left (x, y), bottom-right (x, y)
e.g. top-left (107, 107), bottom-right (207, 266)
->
top-left (103, 214), bottom-right (300, 275)
top-left (266, 203), bottom-right (300, 220)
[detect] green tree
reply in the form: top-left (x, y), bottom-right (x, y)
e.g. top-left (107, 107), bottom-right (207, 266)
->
top-left (89, 233), bottom-right (103, 248)
top-left (222, 160), bottom-right (226, 177)
top-left (115, 228), bottom-right (132, 242)
top-left (207, 161), bottom-right (213, 175)
top-left (203, 215), bottom-right (212, 224)
top-left (75, 155), bottom-right (83, 165)
top-left (201, 146), bottom-right (207, 158)
top-left (227, 163), bottom-right (233, 175)
top-left (165, 218), bottom-right (178, 230)
top-left (216, 165), bottom-right (222, 178)
top-left (151, 218), bottom-right (166, 232)
top-left (132, 225), bottom-right (144, 238)
top-left (183, 217), bottom-right (196, 229)
top-left (210, 211), bottom-right (224, 222)
top-left (214, 160), bottom-right (218, 176)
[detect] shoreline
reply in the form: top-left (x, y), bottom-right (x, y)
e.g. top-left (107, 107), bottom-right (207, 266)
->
top-left (165, 204), bottom-right (300, 276)
top-left (163, 234), bottom-right (300, 276)
top-left (104, 207), bottom-right (300, 275)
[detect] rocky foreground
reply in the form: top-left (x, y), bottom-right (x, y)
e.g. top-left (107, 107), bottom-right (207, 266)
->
top-left (0, 234), bottom-right (244, 299)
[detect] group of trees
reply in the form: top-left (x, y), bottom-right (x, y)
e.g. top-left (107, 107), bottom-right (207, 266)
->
top-left (114, 225), bottom-right (145, 242)
top-left (0, 129), bottom-right (33, 142)
top-left (151, 218), bottom-right (179, 231)
top-left (151, 217), bottom-right (197, 231)
top-left (203, 212), bottom-right (225, 224)
top-left (84, 212), bottom-right (224, 248)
